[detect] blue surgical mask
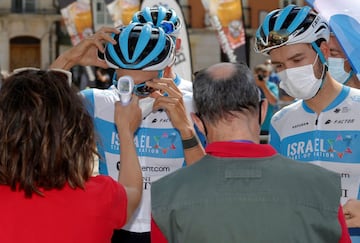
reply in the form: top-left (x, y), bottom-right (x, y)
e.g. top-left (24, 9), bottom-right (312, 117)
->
top-left (328, 57), bottom-right (351, 84)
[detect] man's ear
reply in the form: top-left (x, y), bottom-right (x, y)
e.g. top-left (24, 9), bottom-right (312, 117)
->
top-left (191, 112), bottom-right (205, 135)
top-left (175, 38), bottom-right (182, 52)
top-left (163, 66), bottom-right (171, 78)
top-left (320, 41), bottom-right (330, 59)
top-left (260, 99), bottom-right (268, 125)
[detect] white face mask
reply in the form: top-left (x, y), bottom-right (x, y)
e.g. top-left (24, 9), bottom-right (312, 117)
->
top-left (328, 57), bottom-right (350, 84)
top-left (278, 55), bottom-right (323, 100)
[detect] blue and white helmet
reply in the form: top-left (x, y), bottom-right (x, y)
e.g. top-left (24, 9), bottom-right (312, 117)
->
top-left (131, 6), bottom-right (181, 36)
top-left (254, 5), bottom-right (330, 54)
top-left (104, 22), bottom-right (176, 71)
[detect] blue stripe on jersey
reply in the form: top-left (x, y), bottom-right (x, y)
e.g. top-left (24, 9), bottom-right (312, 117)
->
top-left (302, 86), bottom-right (350, 113)
top-left (81, 89), bottom-right (95, 117)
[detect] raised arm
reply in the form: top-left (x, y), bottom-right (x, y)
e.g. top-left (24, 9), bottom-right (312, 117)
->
top-left (50, 26), bottom-right (119, 70)
top-left (147, 78), bottom-right (206, 165)
top-left (115, 95), bottom-right (143, 222)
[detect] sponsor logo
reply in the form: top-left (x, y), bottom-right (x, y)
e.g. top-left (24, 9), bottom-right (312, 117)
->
top-left (350, 95), bottom-right (360, 103)
top-left (115, 164), bottom-right (170, 190)
top-left (143, 176), bottom-right (151, 190)
top-left (312, 15), bottom-right (320, 27)
top-left (333, 119), bottom-right (355, 124)
top-left (150, 118), bottom-right (171, 124)
top-left (291, 122), bottom-right (309, 129)
top-left (116, 162), bottom-right (170, 173)
top-left (334, 107), bottom-right (350, 113)
top-left (159, 118), bottom-right (170, 123)
top-left (142, 166), bottom-right (170, 173)
top-left (340, 173), bottom-right (350, 198)
top-left (325, 120), bottom-right (331, 125)
top-left (342, 107), bottom-right (350, 113)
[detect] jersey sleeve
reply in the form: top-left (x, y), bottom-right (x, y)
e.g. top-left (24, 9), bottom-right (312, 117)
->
top-left (80, 89), bottom-right (95, 118)
top-left (269, 121), bottom-right (281, 152)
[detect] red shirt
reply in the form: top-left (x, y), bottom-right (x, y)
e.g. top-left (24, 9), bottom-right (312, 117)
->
top-left (151, 141), bottom-right (351, 243)
top-left (0, 175), bottom-right (127, 243)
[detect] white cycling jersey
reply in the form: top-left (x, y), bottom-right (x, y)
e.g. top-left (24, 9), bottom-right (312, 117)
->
top-left (81, 77), bottom-right (195, 233)
top-left (270, 86), bottom-right (360, 205)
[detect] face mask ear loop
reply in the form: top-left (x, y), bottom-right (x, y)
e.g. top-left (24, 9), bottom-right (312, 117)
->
top-left (258, 100), bottom-right (264, 126)
top-left (196, 113), bottom-right (208, 138)
top-left (343, 70), bottom-right (354, 85)
top-left (311, 42), bottom-right (327, 66)
top-left (112, 72), bottom-right (118, 86)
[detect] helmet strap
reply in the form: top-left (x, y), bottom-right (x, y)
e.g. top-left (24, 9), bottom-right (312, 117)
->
top-left (311, 42), bottom-right (328, 91)
top-left (311, 42), bottom-right (327, 67)
top-left (112, 72), bottom-right (118, 86)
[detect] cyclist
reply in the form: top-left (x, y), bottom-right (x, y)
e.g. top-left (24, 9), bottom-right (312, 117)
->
top-left (255, 5), bottom-right (360, 241)
top-left (51, 22), bottom-right (205, 243)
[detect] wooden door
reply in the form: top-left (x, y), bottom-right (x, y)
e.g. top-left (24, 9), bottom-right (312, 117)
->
top-left (10, 37), bottom-right (40, 71)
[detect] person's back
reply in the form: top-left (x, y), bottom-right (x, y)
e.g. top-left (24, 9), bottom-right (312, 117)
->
top-left (0, 68), bottom-right (143, 243)
top-left (0, 176), bottom-right (125, 243)
top-left (152, 151), bottom-right (342, 242)
top-left (150, 62), bottom-right (349, 242)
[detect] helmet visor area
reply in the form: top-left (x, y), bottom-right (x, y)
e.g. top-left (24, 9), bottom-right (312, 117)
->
top-left (255, 29), bottom-right (290, 53)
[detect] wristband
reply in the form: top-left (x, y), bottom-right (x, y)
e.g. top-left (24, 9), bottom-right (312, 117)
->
top-left (181, 136), bottom-right (199, 149)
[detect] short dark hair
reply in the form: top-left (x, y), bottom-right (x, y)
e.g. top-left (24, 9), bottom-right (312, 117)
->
top-left (0, 70), bottom-right (99, 197)
top-left (193, 62), bottom-right (260, 124)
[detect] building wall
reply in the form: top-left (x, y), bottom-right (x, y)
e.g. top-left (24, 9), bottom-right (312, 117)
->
top-left (0, 0), bottom-right (305, 75)
top-left (0, 1), bottom-right (60, 72)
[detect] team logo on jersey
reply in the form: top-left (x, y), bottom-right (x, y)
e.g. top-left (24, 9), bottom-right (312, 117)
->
top-left (151, 132), bottom-right (178, 154)
top-left (286, 134), bottom-right (357, 161)
top-left (111, 130), bottom-right (180, 156)
top-left (327, 134), bottom-right (354, 158)
top-left (111, 131), bottom-right (120, 150)
top-left (134, 130), bottom-right (183, 157)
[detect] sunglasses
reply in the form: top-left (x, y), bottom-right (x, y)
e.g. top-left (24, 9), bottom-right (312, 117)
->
top-left (12, 67), bottom-right (72, 86)
top-left (133, 81), bottom-right (155, 97)
top-left (255, 29), bottom-right (291, 53)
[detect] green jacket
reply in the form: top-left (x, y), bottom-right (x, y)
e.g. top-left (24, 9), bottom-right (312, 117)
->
top-left (151, 154), bottom-right (342, 243)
